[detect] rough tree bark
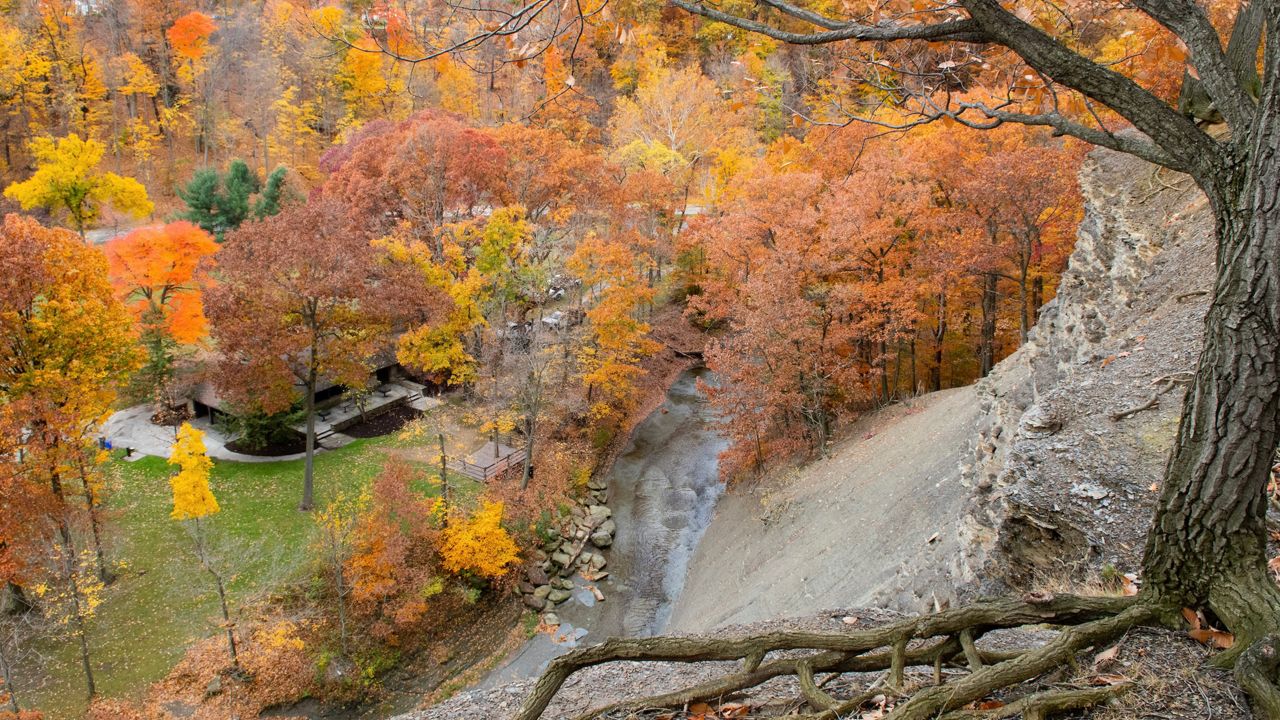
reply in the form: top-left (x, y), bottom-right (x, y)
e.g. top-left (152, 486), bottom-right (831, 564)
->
top-left (1143, 29), bottom-right (1280, 649)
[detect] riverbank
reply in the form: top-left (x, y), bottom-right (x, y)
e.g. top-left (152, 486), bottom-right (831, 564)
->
top-left (669, 386), bottom-right (978, 630)
top-left (477, 365), bottom-right (727, 688)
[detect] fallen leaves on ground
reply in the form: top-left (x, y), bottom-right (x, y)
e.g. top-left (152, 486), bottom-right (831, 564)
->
top-left (1183, 607), bottom-right (1235, 649)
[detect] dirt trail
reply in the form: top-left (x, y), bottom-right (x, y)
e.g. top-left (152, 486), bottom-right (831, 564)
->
top-left (668, 386), bottom-right (980, 632)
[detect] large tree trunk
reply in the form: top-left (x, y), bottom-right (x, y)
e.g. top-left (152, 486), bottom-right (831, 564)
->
top-left (932, 289), bottom-right (946, 392)
top-left (1143, 68), bottom-right (1280, 646)
top-left (978, 272), bottom-right (998, 377)
top-left (1178, 0), bottom-right (1264, 122)
top-left (301, 368), bottom-right (317, 512)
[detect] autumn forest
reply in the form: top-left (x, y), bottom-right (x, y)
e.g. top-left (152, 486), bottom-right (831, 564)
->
top-left (0, 0), bottom-right (1271, 718)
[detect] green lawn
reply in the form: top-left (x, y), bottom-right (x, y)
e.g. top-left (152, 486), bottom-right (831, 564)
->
top-left (17, 435), bottom-right (478, 720)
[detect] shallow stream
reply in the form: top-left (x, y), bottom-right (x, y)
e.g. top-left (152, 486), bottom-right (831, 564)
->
top-left (478, 367), bottom-right (728, 687)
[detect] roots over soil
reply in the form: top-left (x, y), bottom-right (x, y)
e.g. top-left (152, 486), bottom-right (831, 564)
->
top-left (514, 592), bottom-right (1280, 720)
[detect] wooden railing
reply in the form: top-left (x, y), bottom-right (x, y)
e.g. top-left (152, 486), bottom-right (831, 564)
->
top-left (447, 448), bottom-right (528, 482)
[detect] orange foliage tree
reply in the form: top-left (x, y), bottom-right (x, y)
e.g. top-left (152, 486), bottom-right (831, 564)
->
top-left (684, 122), bottom-right (1081, 476)
top-left (343, 461), bottom-right (441, 642)
top-left (165, 11), bottom-right (215, 64)
top-left (105, 221), bottom-right (218, 410)
top-left (0, 214), bottom-right (140, 699)
top-left (322, 110), bottom-right (506, 252)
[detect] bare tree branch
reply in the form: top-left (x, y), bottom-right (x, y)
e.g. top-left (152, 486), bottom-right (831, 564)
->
top-left (957, 0), bottom-right (1220, 182)
top-left (952, 102), bottom-right (1185, 171)
top-left (758, 0), bottom-right (849, 30)
top-left (1128, 0), bottom-right (1255, 133)
top-left (669, 0), bottom-right (991, 44)
top-left (669, 0), bottom-right (1222, 185)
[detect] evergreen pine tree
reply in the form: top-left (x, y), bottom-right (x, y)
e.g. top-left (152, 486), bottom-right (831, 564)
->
top-left (178, 161), bottom-right (289, 240)
top-left (222, 160), bottom-right (260, 230)
top-left (176, 168), bottom-right (225, 238)
top-left (253, 166), bottom-right (288, 219)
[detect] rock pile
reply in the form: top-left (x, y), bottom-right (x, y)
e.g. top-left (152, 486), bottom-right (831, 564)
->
top-left (515, 475), bottom-right (615, 624)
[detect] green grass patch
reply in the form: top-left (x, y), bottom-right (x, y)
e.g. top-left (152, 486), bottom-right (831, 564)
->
top-left (19, 435), bottom-right (481, 720)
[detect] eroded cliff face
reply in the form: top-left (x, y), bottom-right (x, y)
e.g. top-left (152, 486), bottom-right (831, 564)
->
top-left (958, 148), bottom-right (1216, 593)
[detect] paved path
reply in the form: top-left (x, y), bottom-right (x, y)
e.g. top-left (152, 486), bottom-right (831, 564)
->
top-left (100, 406), bottom-right (306, 463)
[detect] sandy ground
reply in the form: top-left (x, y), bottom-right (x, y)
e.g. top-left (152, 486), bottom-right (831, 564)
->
top-left (668, 386), bottom-right (980, 632)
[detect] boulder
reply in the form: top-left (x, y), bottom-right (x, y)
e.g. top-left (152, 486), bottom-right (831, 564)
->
top-left (543, 612), bottom-right (560, 626)
top-left (522, 595), bottom-right (546, 611)
top-left (527, 566), bottom-right (549, 586)
top-left (599, 518), bottom-right (616, 536)
top-left (588, 505), bottom-right (612, 521)
top-left (517, 581), bottom-right (536, 595)
top-left (550, 551), bottom-right (572, 567)
top-left (547, 588), bottom-right (572, 604)
top-left (533, 585), bottom-right (552, 600)
top-left (591, 531), bottom-right (613, 548)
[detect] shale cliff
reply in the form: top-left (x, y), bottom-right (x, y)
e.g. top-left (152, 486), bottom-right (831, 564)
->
top-left (958, 146), bottom-right (1214, 594)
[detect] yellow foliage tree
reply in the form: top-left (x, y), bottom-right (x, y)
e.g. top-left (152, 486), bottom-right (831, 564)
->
top-left (439, 500), bottom-right (519, 579)
top-left (4, 135), bottom-right (153, 237)
top-left (377, 230), bottom-right (488, 386)
top-left (271, 85), bottom-right (320, 168)
top-left (434, 55), bottom-right (480, 119)
top-left (338, 37), bottom-right (408, 129)
top-left (568, 235), bottom-right (660, 420)
top-left (115, 52), bottom-right (159, 100)
top-left (168, 421), bottom-right (239, 667)
top-left (168, 423), bottom-right (217, 521)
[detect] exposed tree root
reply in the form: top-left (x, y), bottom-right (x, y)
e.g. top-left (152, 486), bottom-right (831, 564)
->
top-left (519, 594), bottom-right (1145, 720)
top-left (1110, 373), bottom-right (1194, 422)
top-left (1236, 634), bottom-right (1280, 718)
top-left (938, 684), bottom-right (1132, 720)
